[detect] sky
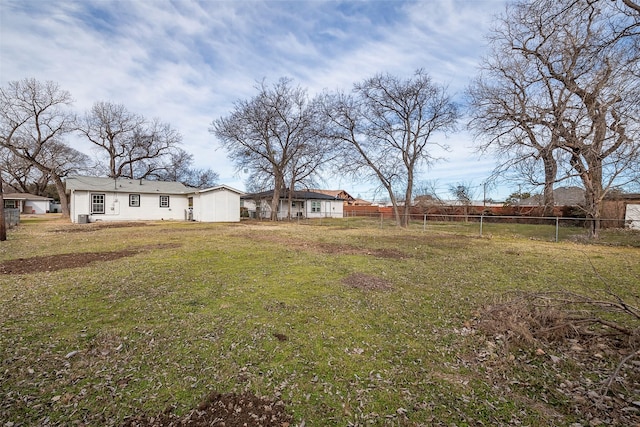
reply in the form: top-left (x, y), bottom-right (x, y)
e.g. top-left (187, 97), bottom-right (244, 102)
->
top-left (0, 0), bottom-right (512, 202)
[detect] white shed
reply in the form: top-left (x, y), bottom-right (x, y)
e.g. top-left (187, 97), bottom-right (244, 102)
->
top-left (191, 185), bottom-right (243, 222)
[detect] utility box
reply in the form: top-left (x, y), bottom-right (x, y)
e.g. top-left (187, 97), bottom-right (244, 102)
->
top-left (77, 214), bottom-right (89, 224)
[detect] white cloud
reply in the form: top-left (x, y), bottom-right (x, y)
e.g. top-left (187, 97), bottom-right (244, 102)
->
top-left (1, 0), bottom-right (511, 199)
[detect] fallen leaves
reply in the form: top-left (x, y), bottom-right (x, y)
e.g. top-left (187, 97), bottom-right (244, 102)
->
top-left (122, 391), bottom-right (293, 427)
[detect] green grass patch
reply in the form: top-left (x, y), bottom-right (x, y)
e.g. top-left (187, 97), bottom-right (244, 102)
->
top-left (1, 219), bottom-right (638, 426)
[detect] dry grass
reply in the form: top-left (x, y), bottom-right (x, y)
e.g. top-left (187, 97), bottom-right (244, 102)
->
top-left (1, 218), bottom-right (639, 426)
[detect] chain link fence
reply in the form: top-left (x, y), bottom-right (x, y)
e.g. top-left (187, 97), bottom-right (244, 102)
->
top-left (286, 212), bottom-right (639, 244)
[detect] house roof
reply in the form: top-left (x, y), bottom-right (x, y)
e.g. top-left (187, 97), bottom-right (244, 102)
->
top-left (520, 186), bottom-right (586, 206)
top-left (308, 189), bottom-right (356, 201)
top-left (65, 175), bottom-right (196, 194)
top-left (241, 189), bottom-right (340, 201)
top-left (3, 193), bottom-right (53, 201)
top-left (195, 184), bottom-right (244, 195)
top-left (353, 198), bottom-right (373, 206)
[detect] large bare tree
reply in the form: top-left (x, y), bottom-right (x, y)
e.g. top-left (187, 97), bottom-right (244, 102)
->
top-left (467, 31), bottom-right (576, 216)
top-left (211, 78), bottom-right (330, 220)
top-left (472, 0), bottom-right (640, 236)
top-left (0, 78), bottom-right (84, 219)
top-left (321, 70), bottom-right (459, 227)
top-left (150, 147), bottom-right (220, 188)
top-left (0, 150), bottom-right (44, 193)
top-left (78, 101), bottom-right (183, 179)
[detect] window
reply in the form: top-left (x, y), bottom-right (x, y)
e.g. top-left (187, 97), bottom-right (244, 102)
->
top-left (91, 193), bottom-right (105, 214)
top-left (311, 201), bottom-right (321, 213)
top-left (4, 200), bottom-right (17, 209)
top-left (129, 194), bottom-right (140, 207)
top-left (159, 195), bottom-right (170, 208)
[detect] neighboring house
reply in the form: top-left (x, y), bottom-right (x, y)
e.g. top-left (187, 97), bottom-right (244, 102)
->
top-left (353, 198), bottom-right (373, 206)
top-left (66, 175), bottom-right (242, 223)
top-left (518, 186), bottom-right (640, 228)
top-left (241, 189), bottom-right (344, 219)
top-left (604, 193), bottom-right (640, 230)
top-left (3, 192), bottom-right (53, 214)
top-left (519, 186), bottom-right (586, 207)
top-left (626, 203), bottom-right (640, 230)
top-left (309, 189), bottom-right (357, 205)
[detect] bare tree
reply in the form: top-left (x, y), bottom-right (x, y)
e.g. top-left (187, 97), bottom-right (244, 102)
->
top-left (78, 101), bottom-right (144, 177)
top-left (449, 182), bottom-right (477, 221)
top-left (211, 78), bottom-right (329, 220)
top-left (79, 102), bottom-right (183, 180)
top-left (467, 46), bottom-right (572, 216)
top-left (0, 78), bottom-right (82, 219)
top-left (150, 148), bottom-right (220, 188)
top-left (620, 0), bottom-right (640, 14)
top-left (0, 150), bottom-right (41, 193)
top-left (473, 0), bottom-right (640, 236)
top-left (321, 70), bottom-right (459, 227)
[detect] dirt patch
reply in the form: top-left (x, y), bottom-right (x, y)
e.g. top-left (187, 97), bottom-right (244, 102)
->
top-left (122, 391), bottom-right (293, 427)
top-left (342, 273), bottom-right (393, 291)
top-left (52, 222), bottom-right (152, 233)
top-left (317, 243), bottom-right (407, 259)
top-left (0, 244), bottom-right (181, 275)
top-left (239, 232), bottom-right (410, 260)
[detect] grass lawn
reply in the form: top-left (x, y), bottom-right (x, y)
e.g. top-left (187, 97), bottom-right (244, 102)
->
top-left (1, 217), bottom-right (639, 426)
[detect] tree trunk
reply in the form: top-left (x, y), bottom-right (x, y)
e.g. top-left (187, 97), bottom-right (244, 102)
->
top-left (386, 189), bottom-right (402, 227)
top-left (542, 153), bottom-right (557, 217)
top-left (52, 174), bottom-right (70, 219)
top-left (270, 189), bottom-right (280, 221)
top-left (401, 175), bottom-right (414, 227)
top-left (574, 152), bottom-right (603, 238)
top-left (270, 174), bottom-right (284, 221)
top-left (0, 174), bottom-right (7, 241)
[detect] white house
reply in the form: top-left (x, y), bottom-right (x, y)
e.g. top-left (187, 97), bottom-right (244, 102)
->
top-left (241, 189), bottom-right (344, 219)
top-left (65, 176), bottom-right (242, 223)
top-left (3, 193), bottom-right (53, 214)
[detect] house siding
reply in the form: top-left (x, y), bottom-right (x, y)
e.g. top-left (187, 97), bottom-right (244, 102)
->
top-left (67, 177), bottom-right (242, 224)
top-left (24, 200), bottom-right (50, 214)
top-left (245, 198), bottom-right (343, 219)
top-left (3, 193), bottom-right (52, 214)
top-left (70, 190), bottom-right (189, 222)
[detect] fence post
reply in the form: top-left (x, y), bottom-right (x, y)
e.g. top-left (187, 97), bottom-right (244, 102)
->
top-left (555, 217), bottom-right (559, 242)
top-left (480, 214), bottom-right (483, 237)
top-left (380, 212), bottom-right (383, 228)
top-left (423, 214), bottom-right (426, 232)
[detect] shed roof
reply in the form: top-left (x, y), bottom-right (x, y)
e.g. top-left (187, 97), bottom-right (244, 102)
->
top-left (65, 176), bottom-right (195, 194)
top-left (195, 184), bottom-right (244, 195)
